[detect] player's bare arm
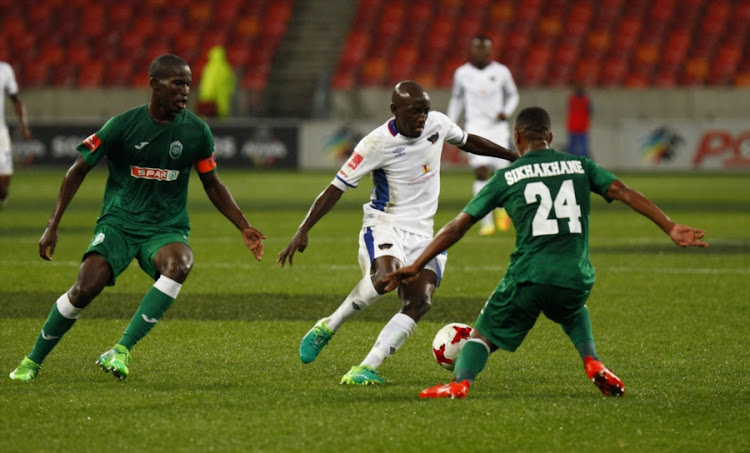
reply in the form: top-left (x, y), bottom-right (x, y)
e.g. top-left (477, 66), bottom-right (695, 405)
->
top-left (39, 156), bottom-right (92, 260)
top-left (382, 212), bottom-right (477, 292)
top-left (606, 179), bottom-right (708, 248)
top-left (199, 170), bottom-right (266, 261)
top-left (10, 94), bottom-right (32, 140)
top-left (277, 184), bottom-right (344, 267)
top-left (460, 133), bottom-right (520, 162)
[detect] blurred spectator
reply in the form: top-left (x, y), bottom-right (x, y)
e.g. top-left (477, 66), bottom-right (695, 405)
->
top-left (198, 46), bottom-right (236, 118)
top-left (0, 61), bottom-right (32, 207)
top-left (566, 84), bottom-right (592, 158)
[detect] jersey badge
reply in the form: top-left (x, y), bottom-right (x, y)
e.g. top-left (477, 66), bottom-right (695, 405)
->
top-left (427, 133), bottom-right (439, 144)
top-left (169, 141), bottom-right (184, 159)
top-left (83, 134), bottom-right (102, 152)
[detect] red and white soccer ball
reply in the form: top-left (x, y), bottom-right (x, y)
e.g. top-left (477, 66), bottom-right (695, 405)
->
top-left (431, 322), bottom-right (473, 370)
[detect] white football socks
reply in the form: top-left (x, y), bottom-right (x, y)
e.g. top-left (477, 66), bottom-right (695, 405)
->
top-left (327, 276), bottom-right (381, 331)
top-left (361, 312), bottom-right (417, 369)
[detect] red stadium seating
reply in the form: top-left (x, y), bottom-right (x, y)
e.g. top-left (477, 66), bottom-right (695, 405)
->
top-left (76, 61), bottom-right (106, 88)
top-left (3, 0), bottom-right (749, 91)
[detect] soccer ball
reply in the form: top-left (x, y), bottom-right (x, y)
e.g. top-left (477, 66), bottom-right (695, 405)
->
top-left (431, 323), bottom-right (473, 370)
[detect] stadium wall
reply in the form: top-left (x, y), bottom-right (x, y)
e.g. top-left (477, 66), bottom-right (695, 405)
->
top-left (6, 88), bottom-right (750, 171)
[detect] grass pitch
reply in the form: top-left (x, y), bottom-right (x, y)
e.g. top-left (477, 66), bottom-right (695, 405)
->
top-left (1, 167), bottom-right (748, 452)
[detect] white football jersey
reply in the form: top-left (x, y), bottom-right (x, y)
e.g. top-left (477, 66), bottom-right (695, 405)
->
top-left (0, 62), bottom-right (20, 127)
top-left (447, 61), bottom-right (519, 146)
top-left (332, 111), bottom-right (467, 236)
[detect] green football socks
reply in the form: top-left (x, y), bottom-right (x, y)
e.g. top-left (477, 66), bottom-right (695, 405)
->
top-left (453, 340), bottom-right (491, 384)
top-left (118, 286), bottom-right (175, 350)
top-left (28, 296), bottom-right (80, 364)
top-left (562, 306), bottom-right (598, 360)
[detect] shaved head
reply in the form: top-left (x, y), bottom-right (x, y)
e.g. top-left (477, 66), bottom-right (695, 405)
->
top-left (390, 80), bottom-right (431, 138)
top-left (148, 54), bottom-right (190, 80)
top-left (392, 80), bottom-right (430, 106)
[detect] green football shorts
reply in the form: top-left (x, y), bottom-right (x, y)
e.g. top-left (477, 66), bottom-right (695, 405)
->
top-left (83, 222), bottom-right (190, 285)
top-left (475, 273), bottom-right (591, 352)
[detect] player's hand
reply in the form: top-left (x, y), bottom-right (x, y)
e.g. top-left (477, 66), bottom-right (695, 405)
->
top-left (381, 265), bottom-right (421, 292)
top-left (39, 227), bottom-right (59, 261)
top-left (241, 227), bottom-right (266, 261)
top-left (277, 230), bottom-right (309, 267)
top-left (669, 224), bottom-right (708, 248)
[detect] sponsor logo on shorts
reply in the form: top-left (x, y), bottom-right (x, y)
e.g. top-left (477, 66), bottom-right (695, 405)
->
top-left (92, 232), bottom-right (105, 246)
top-left (130, 166), bottom-right (180, 181)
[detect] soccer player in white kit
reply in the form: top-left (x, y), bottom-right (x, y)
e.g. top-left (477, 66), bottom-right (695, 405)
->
top-left (0, 61), bottom-right (32, 206)
top-left (447, 35), bottom-right (519, 235)
top-left (277, 81), bottom-right (518, 385)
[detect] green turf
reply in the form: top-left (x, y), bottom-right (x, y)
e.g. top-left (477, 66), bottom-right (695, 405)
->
top-left (1, 167), bottom-right (748, 452)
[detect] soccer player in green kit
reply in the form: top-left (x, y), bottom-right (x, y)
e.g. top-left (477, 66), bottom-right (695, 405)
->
top-left (382, 107), bottom-right (708, 398)
top-left (9, 54), bottom-right (266, 381)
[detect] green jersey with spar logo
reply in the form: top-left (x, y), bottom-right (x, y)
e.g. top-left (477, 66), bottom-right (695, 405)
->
top-left (77, 105), bottom-right (216, 231)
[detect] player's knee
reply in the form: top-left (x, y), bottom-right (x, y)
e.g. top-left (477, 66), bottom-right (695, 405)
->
top-left (160, 255), bottom-right (193, 282)
top-left (68, 281), bottom-right (104, 307)
top-left (402, 296), bottom-right (431, 319)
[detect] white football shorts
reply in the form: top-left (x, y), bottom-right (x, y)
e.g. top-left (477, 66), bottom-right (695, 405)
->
top-left (357, 223), bottom-right (447, 286)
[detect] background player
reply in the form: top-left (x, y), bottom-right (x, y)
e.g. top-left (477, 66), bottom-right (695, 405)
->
top-left (383, 106), bottom-right (708, 399)
top-left (447, 35), bottom-right (519, 236)
top-left (277, 80), bottom-right (518, 385)
top-left (9, 54), bottom-right (265, 381)
top-left (0, 60), bottom-right (32, 206)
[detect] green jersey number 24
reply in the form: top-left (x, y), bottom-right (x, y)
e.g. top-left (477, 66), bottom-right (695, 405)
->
top-left (524, 179), bottom-right (582, 236)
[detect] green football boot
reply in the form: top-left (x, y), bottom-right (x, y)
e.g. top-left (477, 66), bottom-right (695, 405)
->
top-left (299, 318), bottom-right (335, 364)
top-left (340, 365), bottom-right (385, 385)
top-left (96, 344), bottom-right (131, 380)
top-left (9, 357), bottom-right (41, 381)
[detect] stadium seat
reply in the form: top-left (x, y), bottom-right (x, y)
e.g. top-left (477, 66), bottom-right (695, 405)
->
top-left (22, 63), bottom-right (51, 88)
top-left (66, 39), bottom-right (93, 66)
top-left (225, 40), bottom-right (255, 68)
top-left (734, 71), bottom-right (750, 87)
top-left (634, 43), bottom-right (659, 66)
top-left (681, 57), bottom-right (709, 85)
top-left (586, 29), bottom-right (611, 58)
top-left (359, 57), bottom-right (388, 87)
top-left (108, 2), bottom-right (132, 28)
top-left (38, 43), bottom-right (66, 66)
top-left (407, 0), bottom-right (432, 25)
top-left (188, 2), bottom-right (213, 25)
top-left (80, 4), bottom-right (106, 39)
top-left (234, 16), bottom-right (261, 39)
top-left (331, 69), bottom-right (356, 90)
top-left (574, 57), bottom-right (601, 86)
top-left (76, 61), bottom-right (106, 88)
top-left (105, 59), bottom-right (135, 87)
top-left (51, 64), bottom-right (77, 88)
top-left (489, 2), bottom-right (514, 23)
top-left (10, 34), bottom-right (37, 61)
